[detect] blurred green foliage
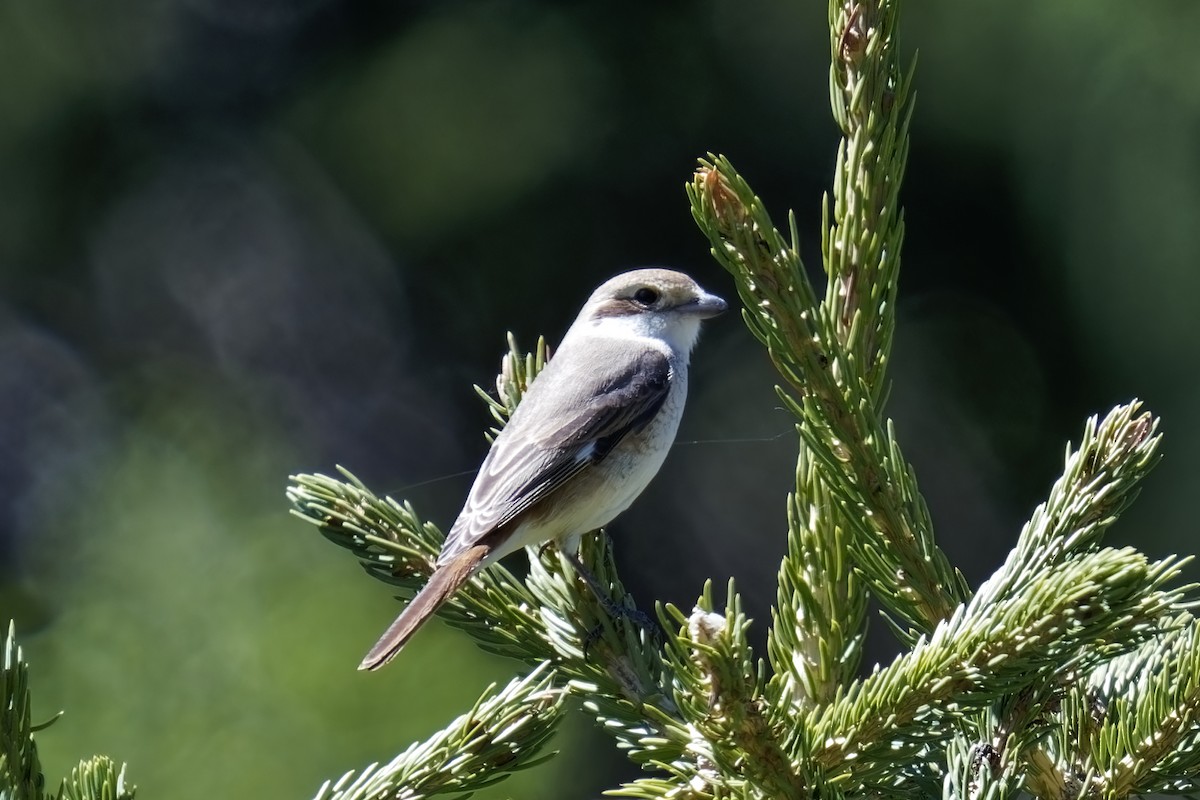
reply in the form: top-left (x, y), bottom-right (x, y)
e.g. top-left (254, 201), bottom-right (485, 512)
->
top-left (1, 0), bottom-right (1198, 797)
top-left (19, 376), bottom-right (587, 798)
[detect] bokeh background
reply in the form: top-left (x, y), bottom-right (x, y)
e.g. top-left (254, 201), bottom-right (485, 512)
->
top-left (2, 0), bottom-right (1197, 797)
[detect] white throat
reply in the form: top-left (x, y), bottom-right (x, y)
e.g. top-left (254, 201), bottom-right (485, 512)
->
top-left (581, 312), bottom-right (702, 359)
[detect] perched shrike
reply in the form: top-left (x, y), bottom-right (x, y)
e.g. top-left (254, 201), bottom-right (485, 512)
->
top-left (359, 268), bottom-right (726, 670)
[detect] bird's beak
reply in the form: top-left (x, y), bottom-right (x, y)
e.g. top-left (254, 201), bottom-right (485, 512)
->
top-left (684, 291), bottom-right (728, 319)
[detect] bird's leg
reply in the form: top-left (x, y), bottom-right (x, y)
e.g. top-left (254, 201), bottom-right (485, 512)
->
top-left (561, 548), bottom-right (658, 644)
top-left (561, 549), bottom-right (616, 611)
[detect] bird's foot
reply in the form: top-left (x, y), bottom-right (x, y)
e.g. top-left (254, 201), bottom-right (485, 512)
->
top-left (582, 607), bottom-right (660, 655)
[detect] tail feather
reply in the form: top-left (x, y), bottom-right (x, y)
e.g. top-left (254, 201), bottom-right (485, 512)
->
top-left (358, 544), bottom-right (489, 671)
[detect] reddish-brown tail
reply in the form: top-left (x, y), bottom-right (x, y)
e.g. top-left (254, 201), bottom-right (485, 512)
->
top-left (358, 544), bottom-right (489, 671)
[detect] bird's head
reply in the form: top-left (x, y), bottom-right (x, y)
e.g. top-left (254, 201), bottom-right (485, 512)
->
top-left (578, 268), bottom-right (727, 354)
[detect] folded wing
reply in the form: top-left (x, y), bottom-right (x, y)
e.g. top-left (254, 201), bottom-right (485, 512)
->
top-left (438, 347), bottom-right (672, 564)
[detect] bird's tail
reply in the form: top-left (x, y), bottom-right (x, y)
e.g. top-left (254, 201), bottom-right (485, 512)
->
top-left (358, 544), bottom-right (489, 671)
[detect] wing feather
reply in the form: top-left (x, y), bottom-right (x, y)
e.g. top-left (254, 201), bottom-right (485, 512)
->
top-left (438, 347), bottom-right (671, 563)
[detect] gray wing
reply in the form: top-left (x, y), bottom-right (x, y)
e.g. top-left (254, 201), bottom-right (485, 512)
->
top-left (438, 348), bottom-right (672, 563)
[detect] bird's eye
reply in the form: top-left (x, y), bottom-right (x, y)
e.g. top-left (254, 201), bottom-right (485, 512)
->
top-left (632, 287), bottom-right (660, 306)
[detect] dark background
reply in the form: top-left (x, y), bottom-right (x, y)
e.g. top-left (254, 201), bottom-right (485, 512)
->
top-left (2, 1), bottom-right (1197, 797)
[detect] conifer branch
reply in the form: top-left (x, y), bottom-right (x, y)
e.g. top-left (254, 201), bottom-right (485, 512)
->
top-left (289, 468), bottom-right (707, 783)
top-left (662, 584), bottom-right (803, 800)
top-left (1, 624), bottom-right (136, 800)
top-left (523, 542), bottom-right (684, 761)
top-left (312, 665), bottom-right (565, 800)
top-left (2, 622), bottom-right (48, 800)
top-left (287, 468), bottom-right (547, 662)
top-left (1036, 613), bottom-right (1200, 798)
top-left (768, 444), bottom-right (866, 710)
top-left (824, 0), bottom-right (912, 400)
top-left (942, 401), bottom-right (1176, 800)
top-left (688, 8), bottom-right (953, 649)
top-left (689, 155), bottom-right (966, 639)
top-left (57, 758), bottom-right (134, 800)
top-left (974, 402), bottom-right (1162, 609)
top-left (810, 547), bottom-right (1186, 794)
top-left (760, 0), bottom-right (919, 708)
top-left (688, 0), bottom-right (971, 649)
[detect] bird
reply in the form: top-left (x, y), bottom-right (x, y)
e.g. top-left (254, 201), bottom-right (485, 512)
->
top-left (359, 268), bottom-right (727, 670)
